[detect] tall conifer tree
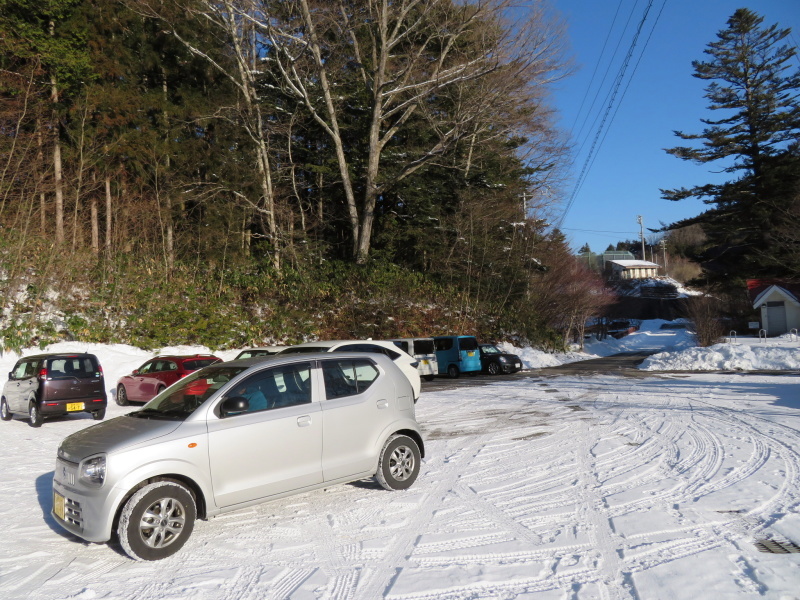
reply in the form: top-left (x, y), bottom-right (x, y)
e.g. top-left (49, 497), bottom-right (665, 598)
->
top-left (662, 9), bottom-right (800, 285)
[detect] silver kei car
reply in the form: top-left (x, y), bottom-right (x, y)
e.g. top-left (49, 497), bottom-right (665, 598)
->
top-left (52, 353), bottom-right (424, 561)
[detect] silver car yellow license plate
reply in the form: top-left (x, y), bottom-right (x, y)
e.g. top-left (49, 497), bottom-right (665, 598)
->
top-left (54, 491), bottom-right (65, 520)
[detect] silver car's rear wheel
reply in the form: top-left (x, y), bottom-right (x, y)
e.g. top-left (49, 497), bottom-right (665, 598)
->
top-left (118, 481), bottom-right (196, 561)
top-left (376, 434), bottom-right (421, 491)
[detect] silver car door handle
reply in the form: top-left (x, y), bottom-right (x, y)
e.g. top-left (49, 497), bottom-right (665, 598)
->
top-left (376, 399), bottom-right (389, 409)
top-left (297, 415), bottom-right (312, 427)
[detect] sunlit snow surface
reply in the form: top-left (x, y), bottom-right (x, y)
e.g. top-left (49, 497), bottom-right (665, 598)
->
top-left (1, 327), bottom-right (800, 599)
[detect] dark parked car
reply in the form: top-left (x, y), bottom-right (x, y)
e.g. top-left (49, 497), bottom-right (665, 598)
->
top-left (1, 353), bottom-right (107, 427)
top-left (116, 354), bottom-right (221, 405)
top-left (478, 344), bottom-right (523, 375)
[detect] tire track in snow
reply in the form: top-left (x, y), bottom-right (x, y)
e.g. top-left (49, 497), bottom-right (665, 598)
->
top-left (354, 435), bottom-right (488, 599)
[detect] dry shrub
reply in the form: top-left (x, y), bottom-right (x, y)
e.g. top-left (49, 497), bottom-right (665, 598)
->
top-left (684, 294), bottom-right (726, 347)
top-left (667, 255), bottom-right (702, 283)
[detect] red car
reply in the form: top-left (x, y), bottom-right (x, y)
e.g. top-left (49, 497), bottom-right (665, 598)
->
top-left (116, 354), bottom-right (221, 405)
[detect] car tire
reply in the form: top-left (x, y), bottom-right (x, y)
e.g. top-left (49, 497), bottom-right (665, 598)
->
top-left (1, 397), bottom-right (12, 421)
top-left (118, 481), bottom-right (196, 561)
top-left (28, 401), bottom-right (42, 428)
top-left (116, 385), bottom-right (129, 406)
top-left (487, 362), bottom-right (500, 375)
top-left (376, 434), bottom-right (421, 491)
top-left (92, 408), bottom-right (106, 420)
top-left (423, 375), bottom-right (435, 382)
top-left (447, 365), bottom-right (460, 379)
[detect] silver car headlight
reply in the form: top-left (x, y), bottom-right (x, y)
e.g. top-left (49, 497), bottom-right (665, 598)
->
top-left (80, 455), bottom-right (106, 486)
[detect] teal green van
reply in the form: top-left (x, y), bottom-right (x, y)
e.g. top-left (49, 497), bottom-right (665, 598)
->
top-left (433, 336), bottom-right (481, 378)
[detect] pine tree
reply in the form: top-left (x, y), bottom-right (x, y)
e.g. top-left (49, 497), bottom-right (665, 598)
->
top-left (662, 9), bottom-right (800, 286)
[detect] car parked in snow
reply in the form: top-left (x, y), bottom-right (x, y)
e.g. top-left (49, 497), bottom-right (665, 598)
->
top-left (1, 353), bottom-right (107, 427)
top-left (52, 353), bottom-right (423, 561)
top-left (433, 335), bottom-right (482, 378)
top-left (478, 344), bottom-right (523, 375)
top-left (116, 354), bottom-right (221, 405)
top-left (387, 338), bottom-right (438, 381)
top-left (279, 340), bottom-right (421, 401)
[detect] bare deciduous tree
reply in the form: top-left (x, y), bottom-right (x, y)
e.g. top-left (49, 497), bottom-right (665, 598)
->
top-left (171, 0), bottom-right (567, 263)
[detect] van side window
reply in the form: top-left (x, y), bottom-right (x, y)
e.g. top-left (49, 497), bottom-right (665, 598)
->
top-left (12, 360), bottom-right (36, 379)
top-left (322, 359), bottom-right (379, 399)
top-left (434, 338), bottom-right (453, 351)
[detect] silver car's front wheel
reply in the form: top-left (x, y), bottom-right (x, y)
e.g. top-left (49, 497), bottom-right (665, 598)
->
top-left (376, 434), bottom-right (421, 491)
top-left (0, 397), bottom-right (11, 421)
top-left (118, 481), bottom-right (196, 561)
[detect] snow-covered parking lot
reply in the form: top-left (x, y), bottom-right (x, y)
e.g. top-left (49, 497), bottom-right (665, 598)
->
top-left (2, 360), bottom-right (800, 599)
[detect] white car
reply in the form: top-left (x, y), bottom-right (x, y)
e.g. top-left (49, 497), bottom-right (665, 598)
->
top-left (280, 340), bottom-right (422, 401)
top-left (52, 353), bottom-right (423, 561)
top-left (386, 338), bottom-right (438, 381)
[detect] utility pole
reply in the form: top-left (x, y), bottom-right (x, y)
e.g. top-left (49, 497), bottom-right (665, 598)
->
top-left (637, 215), bottom-right (645, 260)
top-left (660, 238), bottom-right (668, 275)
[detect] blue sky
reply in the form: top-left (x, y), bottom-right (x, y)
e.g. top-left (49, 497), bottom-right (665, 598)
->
top-left (548, 0), bottom-right (800, 254)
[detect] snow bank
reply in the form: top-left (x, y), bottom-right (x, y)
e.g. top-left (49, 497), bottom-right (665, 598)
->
top-left (641, 337), bottom-right (800, 371)
top-left (2, 322), bottom-right (797, 389)
top-left (496, 342), bottom-right (591, 368)
top-left (584, 319), bottom-right (696, 356)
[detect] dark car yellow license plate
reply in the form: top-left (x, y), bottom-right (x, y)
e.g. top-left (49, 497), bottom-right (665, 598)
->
top-left (54, 491), bottom-right (65, 520)
top-left (66, 402), bottom-right (85, 412)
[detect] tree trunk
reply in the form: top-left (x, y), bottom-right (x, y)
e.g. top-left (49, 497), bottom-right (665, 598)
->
top-left (50, 22), bottom-right (64, 245)
top-left (298, 0), bottom-right (360, 258)
top-left (105, 176), bottom-right (112, 255)
top-left (52, 91), bottom-right (64, 245)
top-left (36, 118), bottom-right (46, 234)
top-left (162, 68), bottom-right (175, 271)
top-left (91, 196), bottom-right (99, 254)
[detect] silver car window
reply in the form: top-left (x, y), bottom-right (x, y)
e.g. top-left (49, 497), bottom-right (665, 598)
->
top-left (223, 362), bottom-right (313, 414)
top-left (322, 359), bottom-right (379, 399)
top-left (129, 365), bottom-right (247, 420)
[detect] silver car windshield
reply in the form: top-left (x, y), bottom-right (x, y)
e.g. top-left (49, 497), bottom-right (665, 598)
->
top-left (127, 365), bottom-right (247, 420)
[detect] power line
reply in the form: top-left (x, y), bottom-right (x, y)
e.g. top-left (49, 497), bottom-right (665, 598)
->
top-left (562, 227), bottom-right (639, 234)
top-left (569, 0), bottom-right (630, 145)
top-left (558, 0), bottom-right (657, 227)
top-left (585, 0), bottom-right (668, 181)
